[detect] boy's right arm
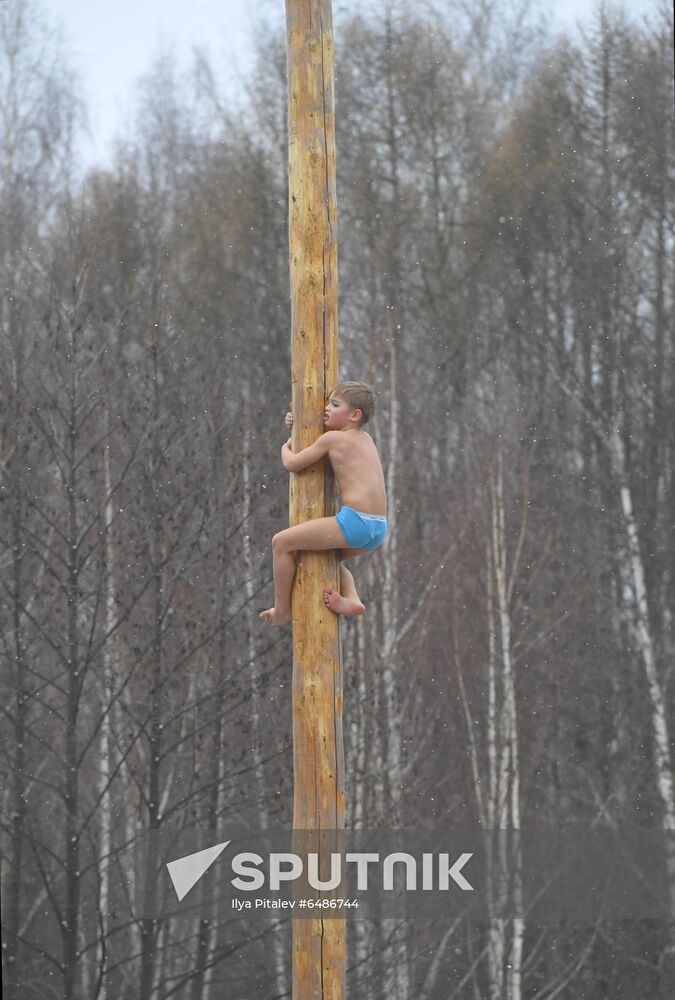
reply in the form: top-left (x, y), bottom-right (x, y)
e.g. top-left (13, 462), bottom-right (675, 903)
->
top-left (282, 432), bottom-right (338, 473)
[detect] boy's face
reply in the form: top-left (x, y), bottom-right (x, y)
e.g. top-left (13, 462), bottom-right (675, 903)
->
top-left (324, 394), bottom-right (359, 430)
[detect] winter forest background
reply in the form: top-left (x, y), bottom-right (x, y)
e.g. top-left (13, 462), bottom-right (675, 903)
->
top-left (1, 0), bottom-right (674, 997)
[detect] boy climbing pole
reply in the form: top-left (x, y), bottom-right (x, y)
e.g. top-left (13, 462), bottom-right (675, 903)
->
top-left (260, 381), bottom-right (388, 627)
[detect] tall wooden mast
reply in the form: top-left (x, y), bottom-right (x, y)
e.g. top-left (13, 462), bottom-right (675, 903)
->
top-left (285, 1), bottom-right (345, 996)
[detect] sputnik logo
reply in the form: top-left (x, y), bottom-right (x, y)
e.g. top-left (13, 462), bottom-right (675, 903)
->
top-left (166, 841), bottom-right (230, 901)
top-left (166, 840), bottom-right (474, 902)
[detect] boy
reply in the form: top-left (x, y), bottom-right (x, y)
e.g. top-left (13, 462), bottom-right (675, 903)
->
top-left (259, 381), bottom-right (387, 627)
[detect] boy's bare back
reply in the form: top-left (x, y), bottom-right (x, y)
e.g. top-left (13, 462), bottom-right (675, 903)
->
top-left (325, 429), bottom-right (386, 516)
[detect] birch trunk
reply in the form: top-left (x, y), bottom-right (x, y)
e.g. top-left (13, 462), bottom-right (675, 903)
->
top-left (62, 341), bottom-right (82, 1000)
top-left (3, 349), bottom-right (28, 1000)
top-left (474, 450), bottom-right (524, 1000)
top-left (484, 527), bottom-right (506, 999)
top-left (198, 684), bottom-right (229, 1000)
top-left (94, 395), bottom-right (117, 1000)
top-left (610, 427), bottom-right (675, 831)
top-left (609, 425), bottom-right (675, 990)
top-left (377, 26), bottom-right (411, 986)
top-left (199, 419), bottom-right (236, 1000)
top-left (493, 454), bottom-right (524, 1000)
top-left (374, 333), bottom-right (410, 998)
top-left (239, 416), bottom-right (288, 997)
top-left (139, 355), bottom-right (167, 1000)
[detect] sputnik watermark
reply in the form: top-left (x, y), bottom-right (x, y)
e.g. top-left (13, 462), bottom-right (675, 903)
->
top-left (166, 840), bottom-right (473, 902)
top-left (233, 897), bottom-right (360, 910)
top-left (151, 827), bottom-right (673, 922)
top-left (230, 849), bottom-right (473, 891)
top-left (166, 841), bottom-right (230, 902)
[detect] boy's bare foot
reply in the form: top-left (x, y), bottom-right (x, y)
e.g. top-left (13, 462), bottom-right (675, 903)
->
top-left (259, 607), bottom-right (292, 627)
top-left (323, 587), bottom-right (365, 617)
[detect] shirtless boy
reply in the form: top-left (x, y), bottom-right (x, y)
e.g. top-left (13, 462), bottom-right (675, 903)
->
top-left (259, 381), bottom-right (387, 627)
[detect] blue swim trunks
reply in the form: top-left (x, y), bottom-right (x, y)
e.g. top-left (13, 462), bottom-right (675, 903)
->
top-left (335, 506), bottom-right (388, 552)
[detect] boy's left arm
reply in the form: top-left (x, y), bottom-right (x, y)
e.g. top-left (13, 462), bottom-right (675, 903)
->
top-left (282, 432), bottom-right (336, 473)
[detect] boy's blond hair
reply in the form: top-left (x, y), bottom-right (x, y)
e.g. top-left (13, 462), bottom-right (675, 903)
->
top-left (329, 381), bottom-right (375, 425)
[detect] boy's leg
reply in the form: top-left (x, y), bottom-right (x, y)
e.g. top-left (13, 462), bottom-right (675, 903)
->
top-left (339, 563), bottom-right (361, 602)
top-left (324, 548), bottom-right (368, 617)
top-left (260, 517), bottom-right (350, 627)
top-left (258, 545), bottom-right (296, 626)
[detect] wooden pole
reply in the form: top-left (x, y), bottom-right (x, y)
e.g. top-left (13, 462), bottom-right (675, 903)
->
top-left (285, 1), bottom-right (345, 997)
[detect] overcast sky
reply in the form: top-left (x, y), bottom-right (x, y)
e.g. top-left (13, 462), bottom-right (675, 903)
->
top-left (37, 0), bottom-right (660, 169)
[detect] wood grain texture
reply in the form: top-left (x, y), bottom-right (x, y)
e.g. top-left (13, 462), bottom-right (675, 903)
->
top-left (285, 1), bottom-right (345, 996)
